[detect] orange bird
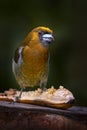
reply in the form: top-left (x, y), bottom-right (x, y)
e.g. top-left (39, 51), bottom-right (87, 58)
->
top-left (12, 26), bottom-right (54, 99)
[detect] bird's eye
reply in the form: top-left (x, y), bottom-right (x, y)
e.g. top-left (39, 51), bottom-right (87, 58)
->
top-left (38, 31), bottom-right (43, 35)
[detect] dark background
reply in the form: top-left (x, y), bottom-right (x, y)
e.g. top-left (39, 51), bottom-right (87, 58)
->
top-left (0, 0), bottom-right (87, 106)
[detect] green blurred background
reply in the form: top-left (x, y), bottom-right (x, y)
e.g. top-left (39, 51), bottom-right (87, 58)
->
top-left (0, 0), bottom-right (87, 106)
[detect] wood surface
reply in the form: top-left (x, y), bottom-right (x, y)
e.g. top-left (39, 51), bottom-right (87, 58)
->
top-left (0, 101), bottom-right (87, 130)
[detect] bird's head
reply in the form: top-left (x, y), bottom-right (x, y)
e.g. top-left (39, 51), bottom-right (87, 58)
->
top-left (28, 26), bottom-right (54, 47)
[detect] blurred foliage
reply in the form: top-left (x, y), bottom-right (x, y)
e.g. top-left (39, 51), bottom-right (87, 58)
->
top-left (0, 0), bottom-right (87, 106)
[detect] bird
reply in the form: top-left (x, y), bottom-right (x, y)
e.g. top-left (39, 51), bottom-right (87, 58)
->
top-left (12, 26), bottom-right (54, 99)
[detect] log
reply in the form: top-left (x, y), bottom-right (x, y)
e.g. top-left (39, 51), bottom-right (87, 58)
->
top-left (0, 101), bottom-right (87, 130)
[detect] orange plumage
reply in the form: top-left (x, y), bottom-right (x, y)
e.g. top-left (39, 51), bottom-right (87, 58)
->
top-left (12, 26), bottom-right (54, 98)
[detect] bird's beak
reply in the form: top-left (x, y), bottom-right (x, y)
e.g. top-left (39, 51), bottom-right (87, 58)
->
top-left (42, 34), bottom-right (54, 43)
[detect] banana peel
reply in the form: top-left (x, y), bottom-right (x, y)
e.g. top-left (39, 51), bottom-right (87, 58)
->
top-left (0, 86), bottom-right (75, 109)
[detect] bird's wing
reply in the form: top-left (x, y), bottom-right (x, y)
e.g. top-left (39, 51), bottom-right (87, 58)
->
top-left (13, 46), bottom-right (24, 64)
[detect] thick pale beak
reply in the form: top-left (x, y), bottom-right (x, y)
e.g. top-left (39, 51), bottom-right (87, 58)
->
top-left (42, 34), bottom-right (54, 43)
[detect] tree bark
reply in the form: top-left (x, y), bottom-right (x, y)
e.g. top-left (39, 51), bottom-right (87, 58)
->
top-left (0, 101), bottom-right (87, 130)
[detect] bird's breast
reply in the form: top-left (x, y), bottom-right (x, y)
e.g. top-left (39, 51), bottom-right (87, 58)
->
top-left (21, 45), bottom-right (49, 81)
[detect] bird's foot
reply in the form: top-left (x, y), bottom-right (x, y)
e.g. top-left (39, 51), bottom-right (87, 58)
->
top-left (13, 89), bottom-right (23, 102)
top-left (13, 96), bottom-right (20, 102)
top-left (42, 87), bottom-right (47, 91)
top-left (40, 86), bottom-right (47, 91)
